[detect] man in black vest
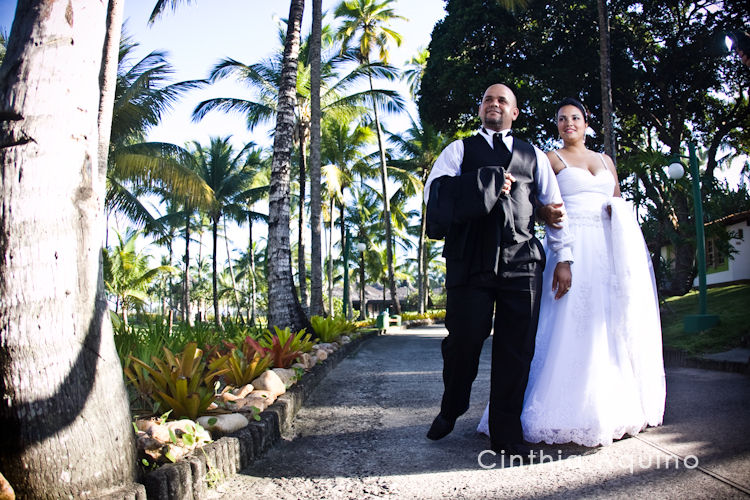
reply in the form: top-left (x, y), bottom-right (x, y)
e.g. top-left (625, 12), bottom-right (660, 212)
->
top-left (424, 83), bottom-right (573, 460)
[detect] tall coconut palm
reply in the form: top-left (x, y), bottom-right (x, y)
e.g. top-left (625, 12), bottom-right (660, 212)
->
top-left (107, 33), bottom-right (209, 233)
top-left (334, 0), bottom-right (405, 314)
top-left (264, 0), bottom-right (307, 331)
top-left (321, 118), bottom-right (376, 311)
top-left (402, 47), bottom-right (429, 100)
top-left (193, 21), bottom-right (402, 314)
top-left (388, 118), bottom-right (451, 313)
top-left (190, 137), bottom-right (257, 330)
top-left (309, 0), bottom-right (325, 317)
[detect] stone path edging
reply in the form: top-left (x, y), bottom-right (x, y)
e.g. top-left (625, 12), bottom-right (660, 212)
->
top-left (129, 331), bottom-right (377, 500)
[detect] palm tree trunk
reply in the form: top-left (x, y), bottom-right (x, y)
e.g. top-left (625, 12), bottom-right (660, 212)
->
top-left (248, 213), bottom-right (257, 325)
top-left (359, 250), bottom-right (366, 320)
top-left (0, 1), bottom-right (137, 496)
top-left (298, 136), bottom-right (309, 313)
top-left (368, 72), bottom-right (401, 315)
top-left (211, 216), bottom-right (223, 330)
top-left (309, 0), bottom-right (325, 318)
top-left (597, 0), bottom-right (616, 163)
top-left (184, 212), bottom-right (193, 326)
top-left (340, 203), bottom-right (353, 318)
top-left (328, 197), bottom-right (335, 315)
top-left (223, 216), bottom-right (244, 324)
top-left (418, 200), bottom-right (427, 314)
top-left (267, 0), bottom-right (310, 332)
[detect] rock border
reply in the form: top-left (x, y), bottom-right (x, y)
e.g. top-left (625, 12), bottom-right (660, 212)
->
top-left (127, 330), bottom-right (377, 500)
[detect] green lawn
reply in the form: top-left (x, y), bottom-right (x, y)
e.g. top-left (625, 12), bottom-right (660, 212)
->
top-left (660, 283), bottom-right (750, 355)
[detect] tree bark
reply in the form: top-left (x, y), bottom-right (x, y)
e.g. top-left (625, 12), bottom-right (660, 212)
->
top-left (0, 1), bottom-right (137, 496)
top-left (597, 0), bottom-right (616, 163)
top-left (184, 212), bottom-right (194, 326)
top-left (267, 0), bottom-right (310, 332)
top-left (298, 135), bottom-right (308, 313)
top-left (418, 200), bottom-right (427, 314)
top-left (224, 216), bottom-right (243, 323)
top-left (309, 0), bottom-right (325, 318)
top-left (248, 213), bottom-right (257, 325)
top-left (211, 216), bottom-right (223, 330)
top-left (328, 197), bottom-right (335, 315)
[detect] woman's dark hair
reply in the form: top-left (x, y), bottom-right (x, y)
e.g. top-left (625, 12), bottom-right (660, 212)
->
top-left (556, 97), bottom-right (588, 122)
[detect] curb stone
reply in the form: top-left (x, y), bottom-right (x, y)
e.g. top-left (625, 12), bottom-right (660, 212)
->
top-left (135, 330), bottom-right (377, 499)
top-left (663, 347), bottom-right (750, 375)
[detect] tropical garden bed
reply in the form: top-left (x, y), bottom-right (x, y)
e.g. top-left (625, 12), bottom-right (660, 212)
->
top-left (114, 313), bottom-right (372, 479)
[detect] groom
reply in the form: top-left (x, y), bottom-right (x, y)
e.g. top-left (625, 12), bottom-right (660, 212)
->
top-left (423, 83), bottom-right (573, 459)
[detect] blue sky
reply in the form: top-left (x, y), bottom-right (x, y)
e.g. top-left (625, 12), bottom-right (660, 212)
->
top-left (0, 0), bottom-right (446, 150)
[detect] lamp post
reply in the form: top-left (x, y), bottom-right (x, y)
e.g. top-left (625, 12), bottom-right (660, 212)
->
top-left (666, 141), bottom-right (719, 333)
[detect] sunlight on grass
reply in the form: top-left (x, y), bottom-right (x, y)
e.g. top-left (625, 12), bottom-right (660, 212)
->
top-left (660, 284), bottom-right (750, 354)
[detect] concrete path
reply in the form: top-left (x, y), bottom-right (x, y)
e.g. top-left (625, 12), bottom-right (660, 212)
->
top-left (209, 325), bottom-right (750, 499)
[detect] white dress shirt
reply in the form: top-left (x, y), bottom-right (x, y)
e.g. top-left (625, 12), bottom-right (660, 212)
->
top-left (424, 127), bottom-right (574, 264)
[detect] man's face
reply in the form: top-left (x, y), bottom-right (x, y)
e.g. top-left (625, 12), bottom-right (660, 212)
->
top-left (479, 84), bottom-right (519, 132)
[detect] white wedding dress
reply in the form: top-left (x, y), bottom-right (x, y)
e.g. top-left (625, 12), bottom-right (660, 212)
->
top-left (478, 153), bottom-right (666, 446)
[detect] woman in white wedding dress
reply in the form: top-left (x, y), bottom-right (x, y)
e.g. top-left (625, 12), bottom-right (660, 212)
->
top-left (478, 97), bottom-right (666, 447)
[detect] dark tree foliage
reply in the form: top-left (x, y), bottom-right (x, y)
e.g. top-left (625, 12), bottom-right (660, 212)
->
top-left (420, 0), bottom-right (749, 295)
top-left (420, 0), bottom-right (603, 147)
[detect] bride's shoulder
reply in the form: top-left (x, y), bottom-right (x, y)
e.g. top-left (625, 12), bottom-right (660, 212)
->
top-left (546, 149), bottom-right (565, 174)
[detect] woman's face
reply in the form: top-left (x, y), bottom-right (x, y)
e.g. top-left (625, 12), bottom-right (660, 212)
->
top-left (556, 105), bottom-right (587, 143)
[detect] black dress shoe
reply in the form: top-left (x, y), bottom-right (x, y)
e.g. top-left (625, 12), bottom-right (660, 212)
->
top-left (490, 442), bottom-right (536, 463)
top-left (426, 414), bottom-right (456, 440)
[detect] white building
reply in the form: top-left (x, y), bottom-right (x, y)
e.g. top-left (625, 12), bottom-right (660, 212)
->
top-left (694, 210), bottom-right (750, 286)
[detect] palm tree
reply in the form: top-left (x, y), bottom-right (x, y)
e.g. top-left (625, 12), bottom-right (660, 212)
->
top-left (402, 47), bottom-right (429, 100)
top-left (0, 4), bottom-right (137, 492)
top-left (190, 137), bottom-right (257, 330)
top-left (103, 229), bottom-right (177, 328)
top-left (334, 0), bottom-right (405, 314)
top-left (193, 20), bottom-right (402, 314)
top-left (266, 0), bottom-right (307, 332)
top-left (107, 34), bottom-right (208, 233)
top-left (309, 0), bottom-right (325, 317)
top-left (388, 118), bottom-right (451, 313)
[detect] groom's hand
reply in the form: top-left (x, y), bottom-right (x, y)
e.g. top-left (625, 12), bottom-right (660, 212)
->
top-left (501, 172), bottom-right (516, 196)
top-left (552, 261), bottom-right (572, 300)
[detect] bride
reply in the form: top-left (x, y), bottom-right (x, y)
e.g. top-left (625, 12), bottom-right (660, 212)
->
top-left (478, 97), bottom-right (665, 447)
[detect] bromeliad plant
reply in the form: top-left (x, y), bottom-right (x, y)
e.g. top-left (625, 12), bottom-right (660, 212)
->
top-left (260, 326), bottom-right (313, 369)
top-left (223, 336), bottom-right (274, 386)
top-left (128, 342), bottom-right (230, 420)
top-left (310, 315), bottom-right (356, 343)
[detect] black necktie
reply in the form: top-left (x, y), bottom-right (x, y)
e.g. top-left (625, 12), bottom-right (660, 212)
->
top-left (492, 131), bottom-right (517, 250)
top-left (493, 132), bottom-right (511, 168)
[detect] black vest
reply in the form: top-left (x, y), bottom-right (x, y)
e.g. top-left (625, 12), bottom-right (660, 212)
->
top-left (443, 134), bottom-right (545, 287)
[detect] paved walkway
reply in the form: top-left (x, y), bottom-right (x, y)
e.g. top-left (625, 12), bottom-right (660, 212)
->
top-left (210, 325), bottom-right (750, 499)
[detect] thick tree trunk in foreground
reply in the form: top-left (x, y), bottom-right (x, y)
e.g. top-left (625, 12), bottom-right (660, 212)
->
top-left (0, 1), bottom-right (136, 497)
top-left (267, 0), bottom-right (310, 333)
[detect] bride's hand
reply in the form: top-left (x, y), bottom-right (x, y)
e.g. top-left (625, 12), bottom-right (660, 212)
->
top-left (552, 261), bottom-right (572, 300)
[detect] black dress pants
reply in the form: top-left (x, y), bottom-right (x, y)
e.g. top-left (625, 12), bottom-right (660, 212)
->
top-left (440, 266), bottom-right (543, 444)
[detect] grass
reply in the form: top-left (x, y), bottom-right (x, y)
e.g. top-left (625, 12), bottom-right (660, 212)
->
top-left (660, 283), bottom-right (750, 355)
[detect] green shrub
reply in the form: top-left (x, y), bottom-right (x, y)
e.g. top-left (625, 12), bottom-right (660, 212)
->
top-left (128, 342), bottom-right (229, 420)
top-left (259, 326), bottom-right (313, 368)
top-left (310, 315), bottom-right (356, 343)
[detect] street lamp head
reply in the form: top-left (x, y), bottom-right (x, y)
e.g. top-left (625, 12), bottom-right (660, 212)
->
top-left (667, 161), bottom-right (685, 180)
